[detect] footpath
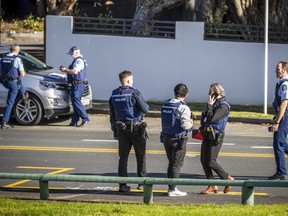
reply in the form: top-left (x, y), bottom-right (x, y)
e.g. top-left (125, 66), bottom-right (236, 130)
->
top-left (90, 100), bottom-right (272, 125)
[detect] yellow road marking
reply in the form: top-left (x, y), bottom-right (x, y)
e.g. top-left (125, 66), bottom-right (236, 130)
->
top-left (3, 166), bottom-right (74, 188)
top-left (0, 145), bottom-right (280, 158)
top-left (1, 185), bottom-right (269, 196)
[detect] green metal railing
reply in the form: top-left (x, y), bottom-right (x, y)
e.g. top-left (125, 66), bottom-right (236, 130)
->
top-left (0, 173), bottom-right (287, 206)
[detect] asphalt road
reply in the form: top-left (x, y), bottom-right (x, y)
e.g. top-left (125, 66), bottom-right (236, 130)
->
top-left (0, 114), bottom-right (287, 205)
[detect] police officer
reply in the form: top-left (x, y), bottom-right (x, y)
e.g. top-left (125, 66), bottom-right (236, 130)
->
top-left (109, 70), bottom-right (149, 192)
top-left (0, 44), bottom-right (28, 129)
top-left (60, 46), bottom-right (90, 127)
top-left (269, 61), bottom-right (288, 180)
top-left (199, 83), bottom-right (234, 194)
top-left (160, 83), bottom-right (193, 197)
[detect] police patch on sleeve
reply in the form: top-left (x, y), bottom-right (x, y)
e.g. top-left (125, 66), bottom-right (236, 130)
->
top-left (282, 85), bottom-right (287, 91)
top-left (76, 60), bottom-right (81, 64)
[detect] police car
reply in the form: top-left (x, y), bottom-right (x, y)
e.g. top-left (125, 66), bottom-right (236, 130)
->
top-left (0, 45), bottom-right (93, 125)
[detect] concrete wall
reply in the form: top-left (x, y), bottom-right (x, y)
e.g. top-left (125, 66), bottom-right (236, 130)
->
top-left (46, 15), bottom-right (288, 105)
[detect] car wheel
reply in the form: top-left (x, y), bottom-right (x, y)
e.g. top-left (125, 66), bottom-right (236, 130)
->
top-left (13, 94), bottom-right (43, 125)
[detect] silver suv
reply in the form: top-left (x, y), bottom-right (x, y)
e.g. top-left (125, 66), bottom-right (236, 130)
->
top-left (0, 45), bottom-right (93, 125)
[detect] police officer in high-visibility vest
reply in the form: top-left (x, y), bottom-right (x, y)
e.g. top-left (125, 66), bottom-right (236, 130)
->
top-left (199, 83), bottom-right (234, 194)
top-left (60, 46), bottom-right (90, 127)
top-left (0, 44), bottom-right (28, 129)
top-left (269, 61), bottom-right (288, 180)
top-left (109, 70), bottom-right (149, 192)
top-left (160, 83), bottom-right (193, 197)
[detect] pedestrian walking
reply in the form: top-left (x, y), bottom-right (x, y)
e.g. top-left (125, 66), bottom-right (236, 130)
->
top-left (199, 83), bottom-right (234, 194)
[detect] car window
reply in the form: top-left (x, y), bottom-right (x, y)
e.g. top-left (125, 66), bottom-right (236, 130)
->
top-left (0, 51), bottom-right (50, 72)
top-left (19, 51), bottom-right (48, 72)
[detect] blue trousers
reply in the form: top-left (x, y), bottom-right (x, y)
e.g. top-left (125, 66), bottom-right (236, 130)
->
top-left (273, 114), bottom-right (288, 176)
top-left (70, 83), bottom-right (89, 124)
top-left (2, 80), bottom-right (19, 123)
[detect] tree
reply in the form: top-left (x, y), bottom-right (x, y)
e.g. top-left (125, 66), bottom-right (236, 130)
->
top-left (133, 0), bottom-right (288, 28)
top-left (132, 0), bottom-right (186, 32)
top-left (35, 0), bottom-right (78, 17)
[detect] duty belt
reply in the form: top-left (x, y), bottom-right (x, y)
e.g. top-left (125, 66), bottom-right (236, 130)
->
top-left (162, 133), bottom-right (188, 139)
top-left (70, 80), bottom-right (88, 85)
top-left (115, 121), bottom-right (142, 132)
top-left (4, 77), bottom-right (19, 81)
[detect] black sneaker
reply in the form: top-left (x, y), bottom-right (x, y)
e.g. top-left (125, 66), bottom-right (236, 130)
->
top-left (118, 185), bottom-right (130, 192)
top-left (268, 174), bottom-right (287, 180)
top-left (1, 122), bottom-right (14, 129)
top-left (137, 184), bottom-right (143, 190)
top-left (69, 122), bottom-right (77, 127)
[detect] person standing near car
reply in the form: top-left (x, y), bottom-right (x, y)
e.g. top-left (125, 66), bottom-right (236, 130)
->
top-left (199, 83), bottom-right (234, 194)
top-left (0, 44), bottom-right (28, 129)
top-left (269, 61), bottom-right (288, 180)
top-left (160, 83), bottom-right (193, 197)
top-left (109, 70), bottom-right (149, 192)
top-left (59, 46), bottom-right (90, 127)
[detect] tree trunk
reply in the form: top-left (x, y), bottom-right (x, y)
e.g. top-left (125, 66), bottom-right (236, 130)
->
top-left (35, 0), bottom-right (78, 16)
top-left (182, 0), bottom-right (196, 21)
top-left (200, 0), bottom-right (288, 27)
top-left (0, 0), bottom-right (2, 19)
top-left (270, 0), bottom-right (288, 26)
top-left (36, 0), bottom-right (47, 17)
top-left (132, 0), bottom-right (186, 32)
top-left (55, 0), bottom-right (77, 16)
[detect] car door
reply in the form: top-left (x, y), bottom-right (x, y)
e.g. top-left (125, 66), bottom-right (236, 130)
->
top-left (0, 53), bottom-right (8, 109)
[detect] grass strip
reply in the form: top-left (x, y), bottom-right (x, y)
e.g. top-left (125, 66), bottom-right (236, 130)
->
top-left (0, 198), bottom-right (287, 216)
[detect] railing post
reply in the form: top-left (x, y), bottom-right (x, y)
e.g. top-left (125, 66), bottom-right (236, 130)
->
top-left (241, 186), bottom-right (254, 206)
top-left (143, 184), bottom-right (153, 204)
top-left (39, 179), bottom-right (49, 200)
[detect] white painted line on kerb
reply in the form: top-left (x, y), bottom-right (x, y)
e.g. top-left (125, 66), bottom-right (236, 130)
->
top-left (251, 146), bottom-right (273, 149)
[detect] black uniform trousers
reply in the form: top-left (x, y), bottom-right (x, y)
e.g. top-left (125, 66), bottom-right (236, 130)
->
top-left (200, 135), bottom-right (229, 180)
top-left (163, 136), bottom-right (187, 190)
top-left (118, 128), bottom-right (146, 186)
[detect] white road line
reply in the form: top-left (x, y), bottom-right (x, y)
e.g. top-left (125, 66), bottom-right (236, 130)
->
top-left (187, 142), bottom-right (235, 146)
top-left (82, 140), bottom-right (236, 146)
top-left (82, 139), bottom-right (118, 142)
top-left (251, 146), bottom-right (273, 149)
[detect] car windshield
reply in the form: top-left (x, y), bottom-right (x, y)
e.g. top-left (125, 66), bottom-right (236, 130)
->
top-left (19, 51), bottom-right (52, 72)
